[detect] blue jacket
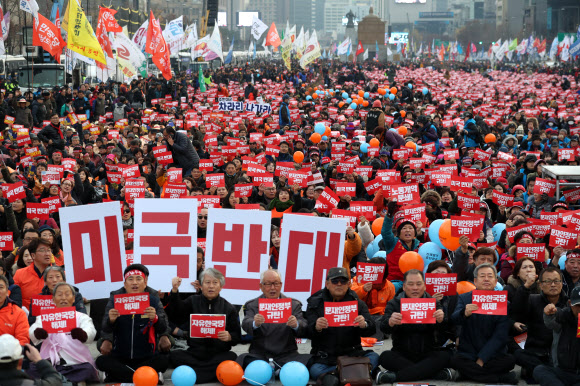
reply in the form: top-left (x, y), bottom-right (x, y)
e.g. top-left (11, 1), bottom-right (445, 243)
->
top-left (451, 292), bottom-right (510, 362)
top-left (421, 124), bottom-right (441, 152)
top-left (463, 119), bottom-right (479, 148)
top-left (279, 101), bottom-right (291, 127)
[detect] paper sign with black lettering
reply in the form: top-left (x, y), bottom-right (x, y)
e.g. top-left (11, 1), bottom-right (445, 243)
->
top-left (40, 307), bottom-right (77, 333)
top-left (400, 298), bottom-right (436, 324)
top-left (114, 293), bottom-right (150, 315)
top-left (356, 263), bottom-right (385, 284)
top-left (425, 274), bottom-right (457, 296)
top-left (190, 314), bottom-right (226, 338)
top-left (472, 290), bottom-right (508, 315)
top-left (60, 202), bottom-right (126, 300)
top-left (258, 298), bottom-right (292, 323)
top-left (133, 199), bottom-right (198, 292)
top-left (324, 301), bottom-right (358, 327)
top-left (205, 209), bottom-right (271, 305)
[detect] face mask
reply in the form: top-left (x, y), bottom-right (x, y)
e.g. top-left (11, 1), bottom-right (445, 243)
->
top-left (568, 121), bottom-right (574, 125)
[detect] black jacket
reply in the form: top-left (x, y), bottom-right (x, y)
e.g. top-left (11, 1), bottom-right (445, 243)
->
top-left (380, 292), bottom-right (445, 360)
top-left (166, 132), bottom-right (200, 171)
top-left (0, 359), bottom-right (61, 385)
top-left (38, 123), bottom-right (65, 150)
top-left (451, 292), bottom-right (511, 362)
top-left (512, 288), bottom-right (567, 356)
top-left (166, 291), bottom-right (241, 359)
top-left (544, 306), bottom-right (580, 372)
top-left (305, 288), bottom-right (375, 365)
top-left (101, 287), bottom-right (169, 360)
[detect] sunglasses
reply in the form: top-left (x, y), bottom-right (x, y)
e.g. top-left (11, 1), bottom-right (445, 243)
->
top-left (198, 215), bottom-right (208, 220)
top-left (124, 209), bottom-right (131, 214)
top-left (330, 277), bottom-right (349, 285)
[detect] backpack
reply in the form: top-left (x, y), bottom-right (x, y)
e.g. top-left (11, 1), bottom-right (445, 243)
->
top-left (113, 104), bottom-right (125, 122)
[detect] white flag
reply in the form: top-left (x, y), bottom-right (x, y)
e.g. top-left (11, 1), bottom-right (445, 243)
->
top-left (337, 37), bottom-right (350, 55)
top-left (262, 37), bottom-right (270, 55)
top-left (163, 16), bottom-right (185, 55)
top-left (182, 23), bottom-right (198, 50)
top-left (251, 15), bottom-right (268, 40)
top-left (20, 0), bottom-right (39, 23)
top-left (561, 35), bottom-right (571, 62)
top-left (132, 19), bottom-right (149, 51)
top-left (363, 48), bottom-right (368, 60)
top-left (207, 24), bottom-right (223, 62)
top-left (113, 32), bottom-right (146, 77)
top-left (496, 40), bottom-right (509, 61)
top-left (191, 35), bottom-right (209, 60)
top-left (248, 41), bottom-right (254, 54)
top-left (294, 26), bottom-right (304, 53)
top-left (300, 30), bottom-right (321, 69)
top-left (548, 37), bottom-right (559, 60)
top-left (387, 46), bottom-right (393, 56)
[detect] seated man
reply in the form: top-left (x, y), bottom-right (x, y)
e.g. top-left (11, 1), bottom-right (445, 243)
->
top-left (451, 263), bottom-right (517, 384)
top-left (13, 239), bottom-right (52, 311)
top-left (533, 287), bottom-right (580, 386)
top-left (376, 269), bottom-right (454, 384)
top-left (96, 264), bottom-right (171, 383)
top-left (241, 269), bottom-right (310, 369)
top-left (167, 268), bottom-right (241, 383)
top-left (453, 237), bottom-right (497, 283)
top-left (305, 267), bottom-right (378, 383)
top-left (29, 282), bottom-right (98, 383)
top-left (511, 267), bottom-right (568, 383)
top-left (0, 275), bottom-right (28, 345)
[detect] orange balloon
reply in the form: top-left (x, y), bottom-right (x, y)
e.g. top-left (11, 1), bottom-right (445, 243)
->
top-left (372, 217), bottom-right (384, 236)
top-left (438, 219), bottom-right (461, 251)
top-left (378, 88), bottom-right (386, 95)
top-left (312, 93), bottom-right (318, 99)
top-left (405, 141), bottom-right (416, 150)
top-left (399, 251), bottom-right (424, 273)
top-left (310, 133), bottom-right (322, 143)
top-left (293, 151), bottom-right (304, 163)
top-left (358, 90), bottom-right (364, 97)
top-left (457, 281), bottom-right (477, 295)
top-left (217, 360), bottom-right (244, 386)
top-left (357, 98), bottom-right (364, 105)
top-left (369, 138), bottom-right (380, 147)
top-left (338, 101), bottom-right (345, 108)
top-left (398, 126), bottom-right (407, 136)
top-left (133, 366), bottom-right (158, 386)
top-left (485, 133), bottom-right (496, 143)
top-left (400, 111), bottom-right (406, 118)
top-left (324, 127), bottom-right (331, 137)
top-left (362, 100), bottom-right (369, 107)
top-left (390, 87), bottom-right (398, 95)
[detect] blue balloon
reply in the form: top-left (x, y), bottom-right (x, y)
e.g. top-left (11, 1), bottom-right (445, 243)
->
top-left (389, 128), bottom-right (398, 133)
top-left (346, 98), bottom-right (352, 104)
top-left (428, 219), bottom-right (445, 249)
top-left (244, 360), bottom-right (272, 386)
top-left (364, 92), bottom-right (369, 99)
top-left (172, 366), bottom-right (197, 386)
top-left (360, 143), bottom-right (369, 153)
top-left (558, 256), bottom-right (567, 270)
top-left (342, 92), bottom-right (349, 99)
top-left (418, 242), bottom-right (443, 272)
top-left (372, 250), bottom-right (386, 259)
top-left (280, 362), bottom-right (309, 386)
top-left (322, 136), bottom-right (328, 141)
top-left (494, 282), bottom-right (503, 291)
top-left (350, 102), bottom-right (357, 109)
top-left (306, 95), bottom-right (312, 100)
top-left (366, 242), bottom-right (378, 258)
top-left (408, 83), bottom-right (413, 89)
top-left (314, 123), bottom-right (326, 135)
top-left (388, 94), bottom-right (395, 100)
top-left (422, 87), bottom-right (429, 95)
top-left (492, 223), bottom-right (506, 242)
top-left (372, 234), bottom-right (383, 249)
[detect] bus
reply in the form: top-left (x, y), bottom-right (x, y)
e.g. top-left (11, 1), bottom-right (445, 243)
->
top-left (17, 63), bottom-right (65, 93)
top-left (0, 56), bottom-right (27, 78)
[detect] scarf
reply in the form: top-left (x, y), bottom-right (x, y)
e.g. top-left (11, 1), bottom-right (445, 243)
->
top-left (268, 197), bottom-right (294, 212)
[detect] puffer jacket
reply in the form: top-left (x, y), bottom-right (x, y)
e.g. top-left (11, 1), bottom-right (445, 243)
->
top-left (544, 306), bottom-right (580, 371)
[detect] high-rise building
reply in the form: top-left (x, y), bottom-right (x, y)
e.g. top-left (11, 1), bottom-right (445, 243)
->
top-left (246, 0), bottom-right (290, 26)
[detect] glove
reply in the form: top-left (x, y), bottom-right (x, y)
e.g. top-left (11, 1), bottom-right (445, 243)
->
top-left (34, 328), bottom-right (48, 340)
top-left (387, 200), bottom-right (398, 217)
top-left (70, 328), bottom-right (88, 343)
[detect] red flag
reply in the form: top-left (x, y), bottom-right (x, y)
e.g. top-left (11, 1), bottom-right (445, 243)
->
top-left (265, 22), bottom-right (281, 48)
top-left (464, 42), bottom-right (470, 62)
top-left (145, 11), bottom-right (172, 80)
top-left (96, 11), bottom-right (113, 59)
top-left (33, 13), bottom-right (66, 64)
top-left (55, 8), bottom-right (60, 30)
top-left (98, 6), bottom-right (122, 33)
top-left (355, 40), bottom-right (364, 56)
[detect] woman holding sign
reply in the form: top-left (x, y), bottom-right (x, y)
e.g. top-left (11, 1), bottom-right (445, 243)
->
top-left (28, 282), bottom-right (98, 383)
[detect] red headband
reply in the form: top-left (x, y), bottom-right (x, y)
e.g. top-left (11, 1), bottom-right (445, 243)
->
top-left (124, 269), bottom-right (146, 281)
top-left (567, 253), bottom-right (580, 260)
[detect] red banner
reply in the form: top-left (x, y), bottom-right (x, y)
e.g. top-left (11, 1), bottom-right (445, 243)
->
top-left (114, 293), bottom-right (150, 315)
top-left (189, 314), bottom-right (226, 338)
top-left (234, 183), bottom-right (254, 198)
top-left (26, 203), bottom-right (50, 220)
top-left (356, 263), bottom-right (385, 284)
top-left (549, 226), bottom-right (579, 249)
top-left (472, 290), bottom-right (508, 315)
top-left (450, 215), bottom-right (485, 242)
top-left (40, 307), bottom-right (77, 333)
top-left (400, 298), bottom-right (436, 324)
top-left (425, 273), bottom-right (457, 296)
top-left (330, 209), bottom-right (357, 228)
top-left (516, 243), bottom-right (546, 261)
top-left (258, 298), bottom-right (292, 323)
top-left (206, 174), bottom-right (225, 188)
top-left (318, 187), bottom-right (340, 209)
top-left (402, 203), bottom-right (427, 224)
top-left (5, 182), bottom-right (26, 203)
top-left (492, 191), bottom-right (514, 207)
top-left (533, 178), bottom-right (557, 196)
top-left (30, 295), bottom-right (56, 316)
top-left (324, 301), bottom-right (358, 327)
top-left (335, 182), bottom-right (356, 197)
top-left (450, 177), bottom-right (473, 194)
top-left (390, 184), bottom-right (420, 204)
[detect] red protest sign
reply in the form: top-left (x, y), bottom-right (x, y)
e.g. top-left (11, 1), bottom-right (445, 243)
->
top-left (199, 160), bottom-right (214, 172)
top-left (121, 164), bottom-right (140, 179)
top-left (234, 183), bottom-right (254, 198)
top-left (402, 204), bottom-right (427, 224)
top-left (324, 301), bottom-right (358, 327)
top-left (331, 209), bottom-right (357, 228)
top-left (516, 243), bottom-right (546, 261)
top-left (4, 183), bottom-right (26, 203)
top-left (390, 184), bottom-right (420, 204)
top-left (26, 203), bottom-right (50, 220)
top-left (258, 298), bottom-right (292, 323)
top-left (472, 290), bottom-right (508, 315)
top-left (549, 226), bottom-right (579, 249)
top-left (443, 149), bottom-right (459, 160)
top-left (40, 307), bottom-right (77, 333)
top-left (190, 314), bottom-right (226, 338)
top-left (195, 195), bottom-right (221, 208)
top-left (456, 193), bottom-right (481, 211)
top-left (364, 178), bottom-right (382, 195)
top-left (318, 187), bottom-right (340, 209)
top-left (252, 173), bottom-right (274, 187)
top-left (492, 191), bottom-right (514, 207)
top-left (349, 201), bottom-right (375, 221)
top-left (166, 169), bottom-right (182, 183)
top-left (450, 215), bottom-right (485, 242)
top-left (429, 171), bottom-right (452, 187)
top-left (236, 204), bottom-right (260, 210)
top-left (335, 182), bottom-right (356, 197)
top-left (30, 295), bottom-right (55, 316)
top-left (288, 171), bottom-right (308, 188)
top-left (450, 177), bottom-right (473, 194)
top-left (533, 178), bottom-right (557, 196)
top-left (356, 263), bottom-right (385, 284)
top-left (425, 274), bottom-right (457, 296)
top-left (400, 298), bottom-right (436, 324)
top-left (506, 224), bottom-right (534, 243)
top-left (0, 232), bottom-right (13, 251)
top-left (114, 293), bottom-right (150, 315)
top-left (206, 173), bottom-right (225, 188)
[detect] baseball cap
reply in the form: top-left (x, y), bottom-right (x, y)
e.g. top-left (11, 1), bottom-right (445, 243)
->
top-left (570, 286), bottom-right (580, 306)
top-left (0, 334), bottom-right (23, 363)
top-left (327, 267), bottom-right (349, 280)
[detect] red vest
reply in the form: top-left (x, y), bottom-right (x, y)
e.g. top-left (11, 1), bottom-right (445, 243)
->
top-left (386, 240), bottom-right (420, 281)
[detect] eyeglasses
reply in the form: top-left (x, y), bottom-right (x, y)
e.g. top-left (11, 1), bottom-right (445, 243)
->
top-left (261, 282), bottom-right (282, 287)
top-left (198, 215), bottom-right (207, 220)
top-left (330, 278), bottom-right (349, 285)
top-left (541, 279), bottom-right (562, 285)
top-left (124, 209), bottom-right (131, 214)
top-left (35, 248), bottom-right (52, 254)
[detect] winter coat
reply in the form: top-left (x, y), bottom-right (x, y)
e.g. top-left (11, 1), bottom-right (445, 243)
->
top-left (0, 298), bottom-right (29, 344)
top-left (166, 131), bottom-right (200, 171)
top-left (351, 276), bottom-right (395, 315)
top-left (544, 306), bottom-right (580, 371)
top-left (14, 106), bottom-right (33, 128)
top-left (381, 216), bottom-right (421, 281)
top-left (0, 358), bottom-right (61, 386)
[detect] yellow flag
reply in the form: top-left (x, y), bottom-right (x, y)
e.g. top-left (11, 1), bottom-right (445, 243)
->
top-left (61, 1), bottom-right (69, 32)
top-left (67, 0), bottom-right (107, 64)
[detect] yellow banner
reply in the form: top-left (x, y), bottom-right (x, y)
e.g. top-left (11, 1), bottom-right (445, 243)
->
top-left (67, 0), bottom-right (107, 64)
top-left (281, 37), bottom-right (292, 71)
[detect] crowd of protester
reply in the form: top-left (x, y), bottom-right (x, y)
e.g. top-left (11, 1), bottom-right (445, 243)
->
top-left (0, 57), bottom-right (579, 385)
